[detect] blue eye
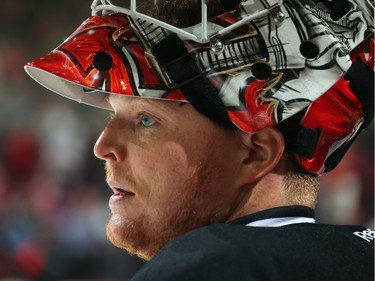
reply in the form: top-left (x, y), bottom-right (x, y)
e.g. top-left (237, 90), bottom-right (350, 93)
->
top-left (140, 114), bottom-right (156, 127)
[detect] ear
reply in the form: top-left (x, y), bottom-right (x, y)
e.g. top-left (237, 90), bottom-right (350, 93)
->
top-left (239, 127), bottom-right (285, 184)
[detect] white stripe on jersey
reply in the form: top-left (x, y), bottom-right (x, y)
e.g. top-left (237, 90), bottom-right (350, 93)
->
top-left (246, 217), bottom-right (315, 227)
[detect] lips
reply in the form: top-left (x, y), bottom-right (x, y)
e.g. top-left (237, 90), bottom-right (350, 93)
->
top-left (108, 180), bottom-right (135, 197)
top-left (113, 187), bottom-right (135, 196)
top-left (108, 181), bottom-right (135, 209)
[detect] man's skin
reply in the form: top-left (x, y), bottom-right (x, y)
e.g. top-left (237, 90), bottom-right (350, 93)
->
top-left (94, 95), bottom-right (289, 260)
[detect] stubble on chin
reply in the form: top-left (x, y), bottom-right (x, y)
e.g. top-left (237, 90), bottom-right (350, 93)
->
top-left (106, 215), bottom-right (155, 260)
top-left (105, 204), bottom-right (197, 261)
top-left (104, 158), bottom-right (229, 260)
top-left (105, 193), bottom-right (228, 261)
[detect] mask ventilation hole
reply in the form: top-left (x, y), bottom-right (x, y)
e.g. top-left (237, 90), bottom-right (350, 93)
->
top-left (299, 41), bottom-right (320, 60)
top-left (251, 61), bottom-right (273, 80)
top-left (93, 52), bottom-right (113, 71)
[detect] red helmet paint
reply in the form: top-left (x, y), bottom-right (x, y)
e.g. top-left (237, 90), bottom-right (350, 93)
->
top-left (25, 0), bottom-right (374, 174)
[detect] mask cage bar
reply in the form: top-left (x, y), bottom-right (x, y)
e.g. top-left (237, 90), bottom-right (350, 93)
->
top-left (91, 0), bottom-right (284, 44)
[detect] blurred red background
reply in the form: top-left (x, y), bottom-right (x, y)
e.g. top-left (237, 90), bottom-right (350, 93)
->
top-left (0, 0), bottom-right (373, 280)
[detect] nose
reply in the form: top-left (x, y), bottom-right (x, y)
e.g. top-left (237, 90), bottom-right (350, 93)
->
top-left (93, 126), bottom-right (124, 162)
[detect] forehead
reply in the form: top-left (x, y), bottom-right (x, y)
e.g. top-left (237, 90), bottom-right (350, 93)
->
top-left (108, 95), bottom-right (186, 111)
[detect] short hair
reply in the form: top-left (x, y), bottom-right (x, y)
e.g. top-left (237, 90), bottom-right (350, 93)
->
top-left (283, 152), bottom-right (320, 208)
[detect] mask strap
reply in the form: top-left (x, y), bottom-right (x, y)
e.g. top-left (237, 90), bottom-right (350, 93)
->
top-left (151, 34), bottom-right (234, 126)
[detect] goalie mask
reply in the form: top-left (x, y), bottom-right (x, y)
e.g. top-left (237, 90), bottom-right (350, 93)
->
top-left (25, 0), bottom-right (374, 174)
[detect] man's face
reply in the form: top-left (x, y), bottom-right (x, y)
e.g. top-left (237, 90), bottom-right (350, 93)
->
top-left (94, 95), bottom-right (245, 260)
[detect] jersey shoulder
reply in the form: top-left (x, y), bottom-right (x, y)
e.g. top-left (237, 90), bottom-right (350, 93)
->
top-left (131, 223), bottom-right (374, 281)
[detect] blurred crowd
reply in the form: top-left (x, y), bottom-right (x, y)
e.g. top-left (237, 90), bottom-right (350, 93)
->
top-left (0, 0), bottom-right (373, 280)
top-left (0, 0), bottom-right (144, 279)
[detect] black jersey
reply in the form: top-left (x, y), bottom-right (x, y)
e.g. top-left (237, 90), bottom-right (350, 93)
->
top-left (131, 206), bottom-right (374, 281)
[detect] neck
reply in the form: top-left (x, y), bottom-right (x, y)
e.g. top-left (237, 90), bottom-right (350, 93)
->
top-left (226, 171), bottom-right (289, 222)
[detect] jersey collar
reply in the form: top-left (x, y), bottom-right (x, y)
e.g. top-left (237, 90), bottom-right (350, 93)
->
top-left (229, 205), bottom-right (315, 227)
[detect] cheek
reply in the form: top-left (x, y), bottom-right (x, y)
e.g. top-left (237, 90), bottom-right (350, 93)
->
top-left (132, 142), bottom-right (190, 177)
top-left (133, 141), bottom-right (200, 207)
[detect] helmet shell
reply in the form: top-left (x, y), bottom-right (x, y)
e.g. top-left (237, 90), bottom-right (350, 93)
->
top-left (25, 0), bottom-right (374, 174)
